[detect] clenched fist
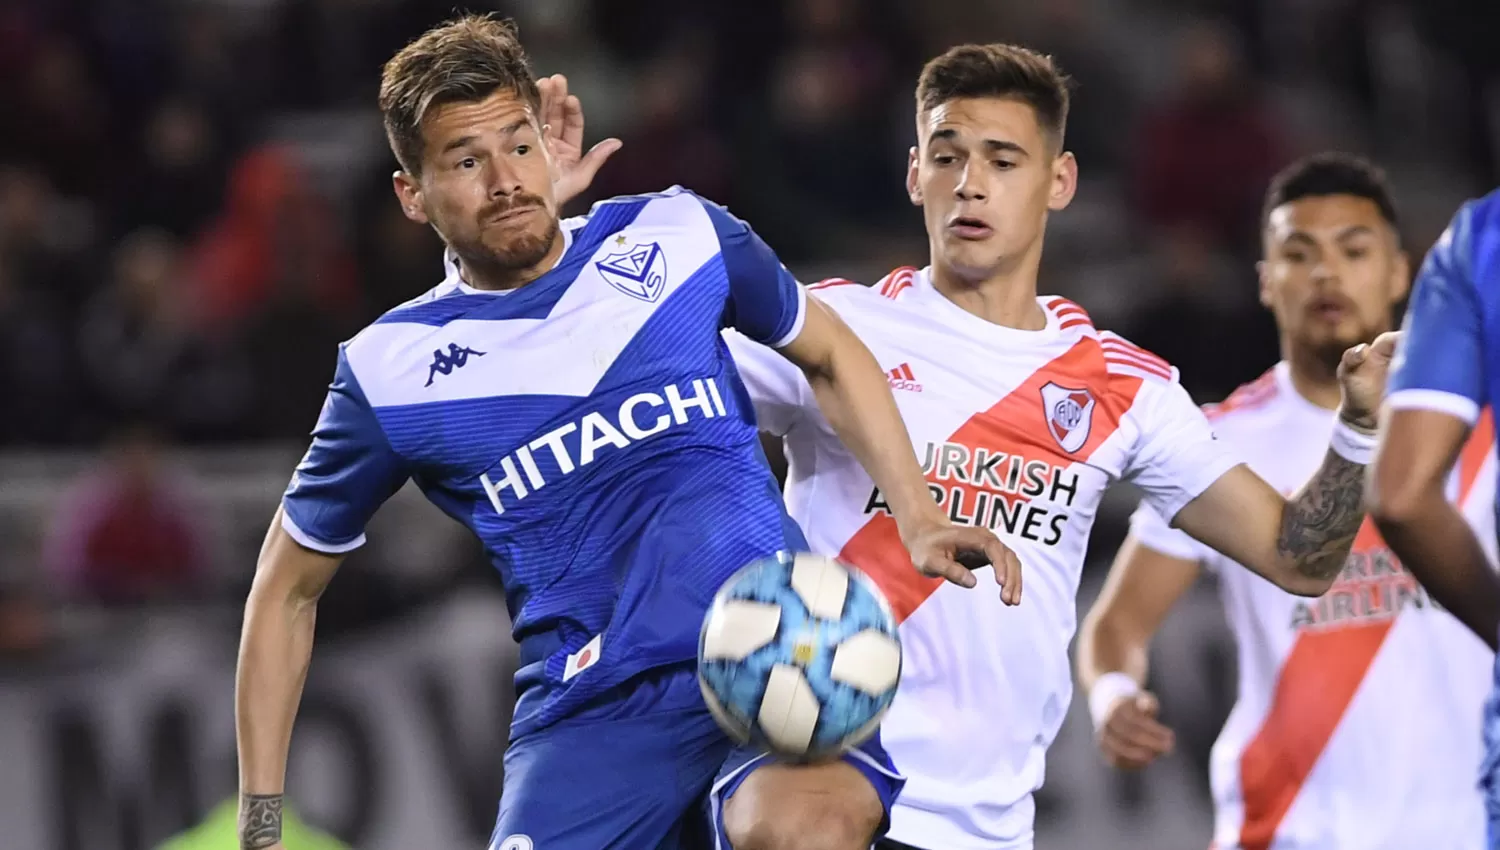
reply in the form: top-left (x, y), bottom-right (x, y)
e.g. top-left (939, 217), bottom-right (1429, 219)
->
top-left (1336, 331), bottom-right (1401, 431)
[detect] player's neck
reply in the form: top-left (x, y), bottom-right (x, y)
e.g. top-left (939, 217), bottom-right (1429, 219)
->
top-left (456, 232), bottom-right (567, 292)
top-left (929, 254), bottom-right (1048, 331)
top-left (1284, 345), bottom-right (1342, 411)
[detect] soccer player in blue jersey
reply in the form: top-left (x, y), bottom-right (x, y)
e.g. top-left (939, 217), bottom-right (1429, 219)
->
top-left (1368, 190), bottom-right (1500, 846)
top-left (234, 15), bottom-right (1021, 850)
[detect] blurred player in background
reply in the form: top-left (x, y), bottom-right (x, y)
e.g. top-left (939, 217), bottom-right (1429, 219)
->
top-left (719, 46), bottom-right (1394, 850)
top-left (1078, 153), bottom-right (1495, 849)
top-left (233, 15), bottom-right (1018, 850)
top-left (1368, 188), bottom-right (1500, 847)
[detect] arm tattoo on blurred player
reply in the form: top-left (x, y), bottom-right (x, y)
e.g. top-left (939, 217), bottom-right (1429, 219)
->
top-left (240, 794), bottom-right (283, 849)
top-left (1277, 449), bottom-right (1365, 580)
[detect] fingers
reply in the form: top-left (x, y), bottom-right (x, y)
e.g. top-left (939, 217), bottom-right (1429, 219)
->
top-left (540, 74), bottom-right (568, 137)
top-left (1340, 342), bottom-right (1369, 372)
top-left (1099, 700), bottom-right (1174, 769)
top-left (562, 93), bottom-right (586, 146)
top-left (1100, 725), bottom-right (1166, 769)
top-left (918, 555), bottom-right (977, 589)
top-left (987, 539), bottom-right (1023, 606)
top-left (920, 526), bottom-right (1022, 601)
top-left (1369, 330), bottom-right (1401, 359)
top-left (578, 138), bottom-right (623, 178)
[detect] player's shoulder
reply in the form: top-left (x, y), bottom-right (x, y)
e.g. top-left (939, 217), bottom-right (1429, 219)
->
top-left (571, 185), bottom-right (737, 240)
top-left (1089, 325), bottom-right (1180, 387)
top-left (1200, 365), bottom-right (1284, 427)
top-left (805, 266), bottom-right (914, 308)
top-left (1423, 188), bottom-right (1500, 278)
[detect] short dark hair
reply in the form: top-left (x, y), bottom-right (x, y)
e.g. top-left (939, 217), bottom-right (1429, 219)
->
top-left (1262, 152), bottom-right (1399, 229)
top-left (916, 44), bottom-right (1072, 146)
top-left (378, 14), bottom-right (541, 175)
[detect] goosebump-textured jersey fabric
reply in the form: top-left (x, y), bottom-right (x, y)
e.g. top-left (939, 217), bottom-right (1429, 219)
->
top-left (281, 186), bottom-right (810, 739)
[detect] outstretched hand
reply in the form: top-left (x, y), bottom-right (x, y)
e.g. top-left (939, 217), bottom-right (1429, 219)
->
top-left (538, 73), bottom-right (621, 206)
top-left (905, 521), bottom-right (1023, 605)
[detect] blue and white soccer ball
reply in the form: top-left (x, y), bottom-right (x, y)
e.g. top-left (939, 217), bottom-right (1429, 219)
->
top-left (697, 551), bottom-right (903, 761)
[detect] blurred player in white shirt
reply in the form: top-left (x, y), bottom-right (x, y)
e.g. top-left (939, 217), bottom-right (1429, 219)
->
top-left (721, 48), bottom-right (1397, 850)
top-left (1077, 154), bottom-right (1495, 850)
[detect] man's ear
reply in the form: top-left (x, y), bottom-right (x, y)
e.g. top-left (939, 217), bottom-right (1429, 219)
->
top-left (393, 170), bottom-right (429, 224)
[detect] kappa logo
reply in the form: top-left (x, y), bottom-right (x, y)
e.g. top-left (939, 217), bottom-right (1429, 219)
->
top-left (425, 342), bottom-right (485, 387)
top-left (1040, 381), bottom-right (1096, 454)
top-left (596, 237), bottom-right (669, 303)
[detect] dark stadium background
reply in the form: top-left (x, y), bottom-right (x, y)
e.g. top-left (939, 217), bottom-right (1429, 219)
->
top-left (0, 0), bottom-right (1496, 847)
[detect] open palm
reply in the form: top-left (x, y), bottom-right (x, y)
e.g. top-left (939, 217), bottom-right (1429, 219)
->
top-left (538, 73), bottom-right (621, 207)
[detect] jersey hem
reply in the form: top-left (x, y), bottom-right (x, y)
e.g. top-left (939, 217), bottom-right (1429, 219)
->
top-left (280, 508), bottom-right (366, 554)
top-left (1152, 450), bottom-right (1243, 526)
top-left (1129, 504), bottom-right (1208, 561)
top-left (1385, 388), bottom-right (1482, 426)
top-left (886, 806), bottom-right (1035, 850)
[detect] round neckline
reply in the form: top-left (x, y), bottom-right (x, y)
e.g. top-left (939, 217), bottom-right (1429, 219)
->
top-left (1273, 360), bottom-right (1340, 421)
top-left (910, 266), bottom-right (1061, 340)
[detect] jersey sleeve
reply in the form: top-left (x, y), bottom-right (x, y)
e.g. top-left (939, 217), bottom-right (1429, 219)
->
top-left (695, 194), bottom-right (808, 348)
top-left (1124, 381), bottom-right (1243, 525)
top-left (1386, 200), bottom-right (1490, 426)
top-left (1128, 500), bottom-right (1217, 566)
top-left (280, 347), bottom-right (411, 553)
top-left (722, 328), bottom-right (812, 436)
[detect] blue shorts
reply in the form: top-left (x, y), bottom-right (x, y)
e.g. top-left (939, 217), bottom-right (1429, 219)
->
top-left (1483, 652), bottom-right (1500, 850)
top-left (489, 665), bottom-right (904, 850)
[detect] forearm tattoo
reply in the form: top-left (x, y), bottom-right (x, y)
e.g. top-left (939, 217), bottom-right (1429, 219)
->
top-left (239, 794), bottom-right (283, 849)
top-left (1277, 449), bottom-right (1366, 581)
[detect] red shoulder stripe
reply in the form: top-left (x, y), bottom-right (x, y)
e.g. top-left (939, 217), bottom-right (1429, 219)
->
top-left (878, 266), bottom-right (917, 299)
top-left (808, 277), bottom-right (858, 291)
top-left (1204, 368), bottom-right (1280, 420)
top-left (1100, 337), bottom-right (1171, 375)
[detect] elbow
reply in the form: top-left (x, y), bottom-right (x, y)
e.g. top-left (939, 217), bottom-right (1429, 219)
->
top-left (1364, 476), bottom-right (1432, 532)
top-left (1272, 567), bottom-right (1335, 598)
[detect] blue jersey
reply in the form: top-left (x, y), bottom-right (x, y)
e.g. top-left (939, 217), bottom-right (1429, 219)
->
top-left (281, 187), bottom-right (809, 738)
top-left (1387, 187), bottom-right (1500, 528)
top-left (1386, 189), bottom-right (1500, 425)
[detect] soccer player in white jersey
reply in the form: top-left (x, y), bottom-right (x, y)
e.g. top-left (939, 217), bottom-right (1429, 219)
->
top-left (232, 17), bottom-right (1019, 850)
top-left (1077, 154), bottom-right (1497, 849)
top-left (718, 46), bottom-right (1395, 850)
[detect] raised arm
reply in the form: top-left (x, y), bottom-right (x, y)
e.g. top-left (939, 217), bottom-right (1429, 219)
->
top-left (1367, 201), bottom-right (1498, 649)
top-left (703, 193), bottom-right (1020, 599)
top-left (237, 512), bottom-right (342, 849)
top-left (1169, 334), bottom-right (1397, 596)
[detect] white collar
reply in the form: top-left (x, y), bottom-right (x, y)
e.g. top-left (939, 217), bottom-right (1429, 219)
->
top-left (440, 223), bottom-right (575, 295)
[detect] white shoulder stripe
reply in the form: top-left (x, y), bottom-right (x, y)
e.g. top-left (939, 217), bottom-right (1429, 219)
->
top-left (282, 509), bottom-right (366, 553)
top-left (1385, 389), bottom-right (1482, 426)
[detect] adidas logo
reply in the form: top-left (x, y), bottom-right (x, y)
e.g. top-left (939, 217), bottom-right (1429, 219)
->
top-left (888, 363), bottom-right (922, 392)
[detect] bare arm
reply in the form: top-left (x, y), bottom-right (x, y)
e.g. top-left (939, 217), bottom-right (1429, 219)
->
top-left (1171, 449), bottom-right (1365, 598)
top-left (1369, 408), bottom-right (1499, 650)
top-left (1076, 533), bottom-right (1200, 768)
top-left (777, 295), bottom-right (1021, 599)
top-left (1077, 534), bottom-right (1202, 690)
top-left (236, 507), bottom-right (343, 848)
top-left (1169, 334), bottom-right (1398, 596)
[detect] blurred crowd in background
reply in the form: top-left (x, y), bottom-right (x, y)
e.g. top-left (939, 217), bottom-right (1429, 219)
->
top-left (2, 0), bottom-right (1500, 655)
top-left (5, 1), bottom-right (1500, 846)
